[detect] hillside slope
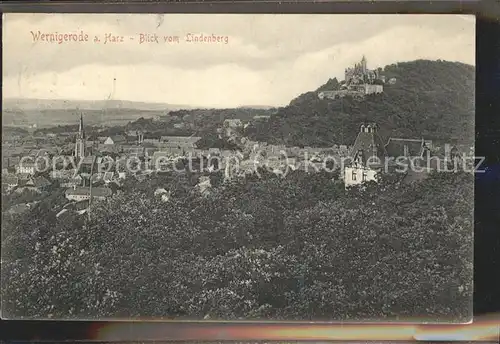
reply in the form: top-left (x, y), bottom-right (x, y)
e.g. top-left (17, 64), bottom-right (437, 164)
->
top-left (245, 60), bottom-right (475, 147)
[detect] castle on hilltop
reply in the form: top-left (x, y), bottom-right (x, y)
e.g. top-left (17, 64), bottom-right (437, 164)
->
top-left (318, 55), bottom-right (386, 100)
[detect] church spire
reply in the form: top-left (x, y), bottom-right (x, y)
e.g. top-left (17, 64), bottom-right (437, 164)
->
top-left (75, 113), bottom-right (85, 159)
top-left (79, 113), bottom-right (85, 139)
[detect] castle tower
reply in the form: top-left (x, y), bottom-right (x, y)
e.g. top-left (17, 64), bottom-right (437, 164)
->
top-left (75, 113), bottom-right (85, 159)
top-left (361, 55), bottom-right (367, 74)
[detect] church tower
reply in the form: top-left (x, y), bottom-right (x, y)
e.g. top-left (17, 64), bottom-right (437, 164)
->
top-left (75, 113), bottom-right (85, 159)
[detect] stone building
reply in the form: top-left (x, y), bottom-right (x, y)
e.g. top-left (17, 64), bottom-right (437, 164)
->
top-left (65, 186), bottom-right (112, 202)
top-left (318, 55), bottom-right (385, 100)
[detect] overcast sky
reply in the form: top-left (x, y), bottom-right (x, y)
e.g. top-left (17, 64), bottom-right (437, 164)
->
top-left (3, 14), bottom-right (475, 108)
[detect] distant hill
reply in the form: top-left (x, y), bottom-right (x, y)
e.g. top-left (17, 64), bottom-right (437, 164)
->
top-left (244, 59), bottom-right (475, 147)
top-left (1, 98), bottom-right (197, 128)
top-left (2, 98), bottom-right (193, 111)
top-left (238, 105), bottom-right (276, 110)
top-left (1, 98), bottom-right (275, 128)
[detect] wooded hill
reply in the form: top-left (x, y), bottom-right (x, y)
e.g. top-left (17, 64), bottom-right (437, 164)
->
top-left (245, 60), bottom-right (475, 147)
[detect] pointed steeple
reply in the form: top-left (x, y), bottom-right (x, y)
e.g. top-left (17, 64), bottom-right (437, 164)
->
top-left (75, 113), bottom-right (86, 159)
top-left (79, 113), bottom-right (85, 139)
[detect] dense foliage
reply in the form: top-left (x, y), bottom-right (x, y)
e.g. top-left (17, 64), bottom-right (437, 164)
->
top-left (245, 60), bottom-right (475, 147)
top-left (195, 132), bottom-right (241, 150)
top-left (2, 170), bottom-right (473, 321)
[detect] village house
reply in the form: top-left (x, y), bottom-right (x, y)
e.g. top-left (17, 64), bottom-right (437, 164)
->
top-left (143, 136), bottom-right (161, 145)
top-left (98, 144), bottom-right (120, 154)
top-left (15, 175), bottom-right (51, 193)
top-left (51, 169), bottom-right (76, 181)
top-left (385, 138), bottom-right (431, 158)
top-left (103, 135), bottom-right (126, 145)
top-left (385, 137), bottom-right (432, 166)
top-left (61, 174), bottom-right (83, 188)
top-left (64, 186), bottom-right (112, 202)
top-left (253, 115), bottom-right (270, 121)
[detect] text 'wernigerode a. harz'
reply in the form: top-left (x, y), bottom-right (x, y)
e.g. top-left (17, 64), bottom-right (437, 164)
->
top-left (30, 31), bottom-right (230, 45)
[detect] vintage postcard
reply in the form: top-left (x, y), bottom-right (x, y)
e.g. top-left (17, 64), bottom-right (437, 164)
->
top-left (1, 13), bottom-right (475, 321)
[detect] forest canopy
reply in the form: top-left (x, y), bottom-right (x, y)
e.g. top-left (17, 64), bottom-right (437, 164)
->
top-left (1, 170), bottom-right (473, 321)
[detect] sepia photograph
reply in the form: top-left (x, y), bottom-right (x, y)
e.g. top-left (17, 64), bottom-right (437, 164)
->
top-left (1, 13), bottom-right (475, 321)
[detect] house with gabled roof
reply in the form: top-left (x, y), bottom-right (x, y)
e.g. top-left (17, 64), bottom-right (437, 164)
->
top-left (61, 174), bottom-right (83, 188)
top-left (65, 186), bottom-right (112, 202)
top-left (385, 137), bottom-right (431, 159)
top-left (103, 135), bottom-right (126, 145)
top-left (344, 123), bottom-right (387, 187)
top-left (385, 137), bottom-right (440, 176)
